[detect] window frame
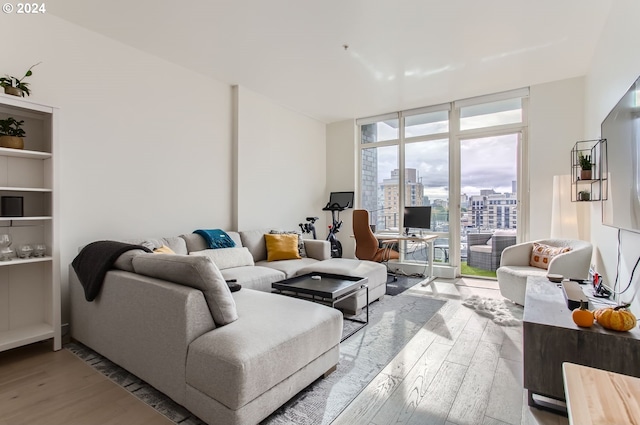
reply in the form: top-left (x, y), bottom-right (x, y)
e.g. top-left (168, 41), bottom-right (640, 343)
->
top-left (357, 89), bottom-right (529, 275)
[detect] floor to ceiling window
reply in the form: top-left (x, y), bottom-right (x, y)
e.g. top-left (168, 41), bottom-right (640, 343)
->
top-left (358, 89), bottom-right (528, 278)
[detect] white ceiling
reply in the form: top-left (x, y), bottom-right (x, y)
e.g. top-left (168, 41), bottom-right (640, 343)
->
top-left (51, 0), bottom-right (612, 123)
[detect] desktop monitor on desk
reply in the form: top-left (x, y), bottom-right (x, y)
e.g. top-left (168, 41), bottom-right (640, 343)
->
top-left (403, 206), bottom-right (431, 235)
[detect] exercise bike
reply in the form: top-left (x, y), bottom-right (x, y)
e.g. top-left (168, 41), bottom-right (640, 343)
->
top-left (300, 192), bottom-right (354, 259)
top-left (299, 213), bottom-right (342, 258)
top-left (323, 203), bottom-right (351, 258)
top-left (299, 216), bottom-right (318, 240)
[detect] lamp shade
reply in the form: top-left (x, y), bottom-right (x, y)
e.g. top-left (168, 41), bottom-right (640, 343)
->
top-left (550, 174), bottom-right (589, 240)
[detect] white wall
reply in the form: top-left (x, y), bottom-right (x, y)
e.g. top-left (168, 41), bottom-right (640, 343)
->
top-left (326, 119), bottom-right (357, 258)
top-left (528, 77), bottom-right (586, 241)
top-left (234, 86), bottom-right (327, 232)
top-left (585, 0), bottom-right (640, 314)
top-left (0, 15), bottom-right (234, 324)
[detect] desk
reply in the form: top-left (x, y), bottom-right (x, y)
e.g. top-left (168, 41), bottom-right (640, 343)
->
top-left (374, 233), bottom-right (438, 284)
top-left (563, 362), bottom-right (640, 425)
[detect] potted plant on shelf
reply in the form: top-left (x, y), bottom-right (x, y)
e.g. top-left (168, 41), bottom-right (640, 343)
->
top-left (0, 117), bottom-right (26, 149)
top-left (0, 62), bottom-right (40, 97)
top-left (579, 152), bottom-right (592, 180)
top-left (578, 190), bottom-right (591, 201)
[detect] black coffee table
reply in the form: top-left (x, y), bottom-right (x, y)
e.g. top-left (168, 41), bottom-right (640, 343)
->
top-left (272, 272), bottom-right (369, 342)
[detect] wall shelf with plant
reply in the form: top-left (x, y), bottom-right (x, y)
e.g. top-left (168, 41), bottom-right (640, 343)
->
top-left (571, 139), bottom-right (607, 202)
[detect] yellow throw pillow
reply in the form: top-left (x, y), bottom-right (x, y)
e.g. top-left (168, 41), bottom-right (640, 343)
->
top-left (530, 242), bottom-right (571, 269)
top-left (264, 233), bottom-right (301, 262)
top-left (154, 245), bottom-right (176, 254)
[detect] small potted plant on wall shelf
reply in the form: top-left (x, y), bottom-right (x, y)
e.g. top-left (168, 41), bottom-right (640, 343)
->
top-left (579, 152), bottom-right (592, 180)
top-left (0, 117), bottom-right (26, 149)
top-left (0, 62), bottom-right (40, 97)
top-left (578, 190), bottom-right (591, 201)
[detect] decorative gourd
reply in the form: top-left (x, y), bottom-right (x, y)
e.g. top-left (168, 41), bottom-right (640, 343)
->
top-left (594, 304), bottom-right (637, 331)
top-left (572, 301), bottom-right (594, 328)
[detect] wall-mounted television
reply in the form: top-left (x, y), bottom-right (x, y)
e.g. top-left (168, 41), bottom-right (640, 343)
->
top-left (601, 75), bottom-right (640, 233)
top-left (403, 206), bottom-right (432, 232)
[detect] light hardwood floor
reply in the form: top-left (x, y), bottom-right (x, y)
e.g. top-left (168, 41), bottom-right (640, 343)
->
top-left (0, 341), bottom-right (173, 425)
top-left (333, 278), bottom-right (569, 425)
top-left (0, 278), bottom-right (569, 425)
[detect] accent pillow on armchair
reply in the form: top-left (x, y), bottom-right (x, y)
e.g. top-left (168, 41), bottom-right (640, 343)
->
top-left (529, 242), bottom-right (571, 269)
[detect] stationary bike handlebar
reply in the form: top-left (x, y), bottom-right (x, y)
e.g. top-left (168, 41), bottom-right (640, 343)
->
top-left (299, 216), bottom-right (318, 239)
top-left (322, 202), bottom-right (349, 211)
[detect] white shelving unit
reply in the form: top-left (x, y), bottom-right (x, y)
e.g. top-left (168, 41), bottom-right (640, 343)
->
top-left (0, 94), bottom-right (60, 352)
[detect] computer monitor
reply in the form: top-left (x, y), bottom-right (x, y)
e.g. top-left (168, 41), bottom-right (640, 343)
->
top-left (325, 191), bottom-right (354, 210)
top-left (403, 206), bottom-right (432, 233)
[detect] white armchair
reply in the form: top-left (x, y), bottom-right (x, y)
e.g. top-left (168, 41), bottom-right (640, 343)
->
top-left (496, 239), bottom-right (593, 305)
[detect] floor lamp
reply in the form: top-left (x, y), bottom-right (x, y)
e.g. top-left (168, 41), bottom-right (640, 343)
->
top-left (550, 174), bottom-right (590, 240)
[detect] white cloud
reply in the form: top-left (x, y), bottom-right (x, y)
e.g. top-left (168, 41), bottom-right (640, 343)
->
top-left (370, 133), bottom-right (518, 201)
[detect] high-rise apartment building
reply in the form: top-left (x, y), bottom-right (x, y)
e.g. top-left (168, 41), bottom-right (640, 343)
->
top-left (380, 168), bottom-right (424, 229)
top-left (469, 192), bottom-right (517, 230)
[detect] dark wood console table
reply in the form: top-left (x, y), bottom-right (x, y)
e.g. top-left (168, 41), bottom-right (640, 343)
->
top-left (523, 276), bottom-right (640, 413)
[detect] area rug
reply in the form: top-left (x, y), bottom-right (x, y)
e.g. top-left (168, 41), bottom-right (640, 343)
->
top-left (67, 292), bottom-right (446, 425)
top-left (66, 342), bottom-right (205, 425)
top-left (262, 292), bottom-right (445, 424)
top-left (385, 274), bottom-right (425, 296)
top-left (462, 294), bottom-right (523, 326)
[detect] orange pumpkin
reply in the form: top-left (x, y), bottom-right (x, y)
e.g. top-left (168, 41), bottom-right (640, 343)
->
top-left (594, 304), bottom-right (637, 331)
top-left (572, 301), bottom-right (594, 328)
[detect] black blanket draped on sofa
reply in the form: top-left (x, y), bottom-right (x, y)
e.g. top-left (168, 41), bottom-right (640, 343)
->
top-left (72, 240), bottom-right (152, 302)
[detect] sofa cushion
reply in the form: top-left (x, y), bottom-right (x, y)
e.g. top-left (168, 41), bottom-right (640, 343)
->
top-left (132, 254), bottom-right (238, 326)
top-left (256, 257), bottom-right (319, 279)
top-left (113, 236), bottom-right (188, 271)
top-left (130, 236), bottom-right (188, 254)
top-left (298, 258), bottom-right (386, 285)
top-left (185, 289), bottom-right (342, 411)
top-left (194, 229), bottom-right (236, 249)
top-left (264, 233), bottom-right (301, 262)
top-left (530, 242), bottom-right (571, 269)
top-left (112, 249), bottom-right (148, 272)
top-left (239, 229), bottom-right (271, 262)
top-left (190, 247), bottom-right (254, 270)
top-left (154, 245), bottom-right (175, 254)
top-left (181, 232), bottom-right (242, 253)
top-left (220, 266), bottom-right (285, 292)
top-left (470, 245), bottom-right (492, 254)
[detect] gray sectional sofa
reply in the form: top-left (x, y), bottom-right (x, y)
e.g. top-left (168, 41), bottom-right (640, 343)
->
top-left (70, 229), bottom-right (387, 425)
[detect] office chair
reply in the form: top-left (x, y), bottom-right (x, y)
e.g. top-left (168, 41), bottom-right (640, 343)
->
top-left (353, 209), bottom-right (400, 263)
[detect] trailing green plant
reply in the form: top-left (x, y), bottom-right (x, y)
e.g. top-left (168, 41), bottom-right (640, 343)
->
top-left (0, 118), bottom-right (26, 138)
top-left (0, 62), bottom-right (41, 97)
top-left (579, 153), bottom-right (592, 170)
